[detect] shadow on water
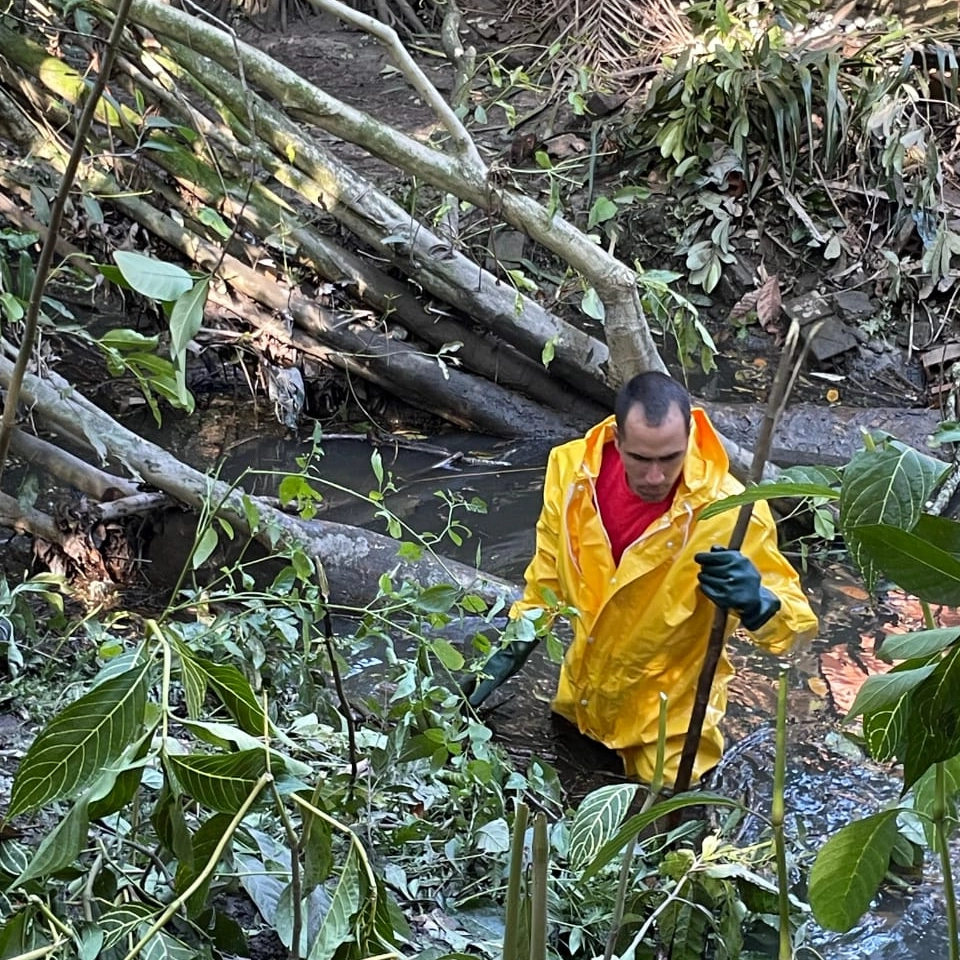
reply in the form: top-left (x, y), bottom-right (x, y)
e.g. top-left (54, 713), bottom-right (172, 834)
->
top-left (197, 431), bottom-right (954, 959)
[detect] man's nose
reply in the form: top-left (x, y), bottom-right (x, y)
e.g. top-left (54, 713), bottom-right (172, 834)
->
top-left (643, 462), bottom-right (665, 484)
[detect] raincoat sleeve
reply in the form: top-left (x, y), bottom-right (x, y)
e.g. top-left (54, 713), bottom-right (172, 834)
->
top-left (509, 448), bottom-right (565, 621)
top-left (739, 502), bottom-right (819, 654)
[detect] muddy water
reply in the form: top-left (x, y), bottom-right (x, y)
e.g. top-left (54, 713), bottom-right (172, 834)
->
top-left (213, 430), bottom-right (954, 959)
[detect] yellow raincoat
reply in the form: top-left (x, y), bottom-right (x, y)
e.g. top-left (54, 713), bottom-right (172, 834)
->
top-left (511, 408), bottom-right (819, 786)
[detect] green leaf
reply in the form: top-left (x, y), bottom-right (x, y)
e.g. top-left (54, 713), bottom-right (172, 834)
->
top-left (307, 847), bottom-right (363, 960)
top-left (169, 276), bottom-right (209, 359)
top-left (912, 512), bottom-right (960, 556)
top-left (140, 928), bottom-right (197, 960)
top-left (809, 811), bottom-right (899, 931)
top-left (878, 627), bottom-right (960, 662)
top-left (99, 904), bottom-right (156, 951)
top-left (844, 662), bottom-right (937, 720)
top-left (191, 526), bottom-right (218, 570)
top-left (416, 584), bottom-right (459, 614)
top-left (8, 661), bottom-right (150, 818)
top-left (863, 697), bottom-right (910, 762)
top-left (580, 792), bottom-right (739, 882)
top-left (906, 754), bottom-right (960, 846)
top-left (580, 287), bottom-right (605, 321)
top-left (567, 783), bottom-right (640, 870)
top-left (165, 749), bottom-right (267, 814)
top-left (587, 196), bottom-right (618, 230)
top-left (851, 524), bottom-right (960, 606)
top-left (840, 444), bottom-right (949, 590)
top-left (699, 481), bottom-right (838, 519)
top-left (175, 812), bottom-right (234, 918)
top-left (903, 646), bottom-right (960, 790)
top-left (188, 658), bottom-right (267, 735)
top-left (431, 638), bottom-right (465, 671)
top-left (11, 796), bottom-right (89, 887)
top-left (197, 207), bottom-right (233, 239)
top-left (113, 251), bottom-right (193, 302)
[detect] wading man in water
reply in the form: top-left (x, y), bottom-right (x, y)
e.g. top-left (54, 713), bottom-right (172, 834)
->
top-left (465, 371), bottom-right (818, 787)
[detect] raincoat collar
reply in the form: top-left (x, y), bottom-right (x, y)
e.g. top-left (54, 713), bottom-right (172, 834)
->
top-left (578, 407), bottom-right (730, 506)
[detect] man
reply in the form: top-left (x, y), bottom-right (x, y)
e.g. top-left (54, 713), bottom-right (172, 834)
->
top-left (466, 371), bottom-right (818, 787)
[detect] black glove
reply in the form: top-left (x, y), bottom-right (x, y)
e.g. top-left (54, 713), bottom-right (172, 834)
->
top-left (694, 546), bottom-right (781, 631)
top-left (461, 637), bottom-right (539, 708)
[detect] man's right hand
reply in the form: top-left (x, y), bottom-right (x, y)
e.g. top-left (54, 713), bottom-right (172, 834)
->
top-left (461, 639), bottom-right (539, 708)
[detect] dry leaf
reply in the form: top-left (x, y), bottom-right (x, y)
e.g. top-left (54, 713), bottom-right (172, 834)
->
top-left (755, 275), bottom-right (782, 333)
top-left (728, 288), bottom-right (759, 320)
top-left (826, 388), bottom-right (840, 402)
top-left (807, 676), bottom-right (829, 697)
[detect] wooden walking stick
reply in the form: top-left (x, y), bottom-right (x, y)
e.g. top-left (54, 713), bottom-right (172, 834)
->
top-left (672, 318), bottom-right (810, 797)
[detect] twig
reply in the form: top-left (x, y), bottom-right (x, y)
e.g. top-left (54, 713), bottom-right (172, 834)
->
top-left (304, 0), bottom-right (485, 176)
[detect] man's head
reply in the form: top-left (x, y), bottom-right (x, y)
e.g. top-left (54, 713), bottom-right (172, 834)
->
top-left (613, 372), bottom-right (691, 502)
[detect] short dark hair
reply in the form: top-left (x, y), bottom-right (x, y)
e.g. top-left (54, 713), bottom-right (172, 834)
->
top-left (614, 371), bottom-right (691, 431)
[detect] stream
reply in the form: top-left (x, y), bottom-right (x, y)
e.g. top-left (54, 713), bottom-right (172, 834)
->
top-left (147, 420), bottom-right (956, 959)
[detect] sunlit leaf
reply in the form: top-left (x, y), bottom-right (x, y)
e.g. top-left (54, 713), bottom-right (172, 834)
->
top-left (568, 783), bottom-right (640, 870)
top-left (416, 584), bottom-right (460, 614)
top-left (191, 527), bottom-right (218, 570)
top-left (169, 276), bottom-right (209, 359)
top-left (8, 661), bottom-right (150, 817)
top-left (699, 480), bottom-right (838, 519)
top-left (809, 810), bottom-right (899, 931)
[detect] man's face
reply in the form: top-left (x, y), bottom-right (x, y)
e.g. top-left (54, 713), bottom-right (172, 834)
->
top-left (614, 402), bottom-right (689, 502)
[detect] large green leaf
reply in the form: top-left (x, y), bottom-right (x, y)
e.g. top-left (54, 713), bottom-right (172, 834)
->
top-left (196, 658), bottom-right (268, 736)
top-left (878, 627), bottom-right (960, 663)
top-left (903, 646), bottom-right (960, 790)
top-left (912, 512), bottom-right (960, 556)
top-left (99, 904), bottom-right (156, 951)
top-left (165, 749), bottom-right (267, 814)
top-left (567, 783), bottom-right (640, 870)
top-left (863, 699), bottom-right (909, 762)
top-left (7, 661), bottom-right (150, 818)
top-left (809, 810), bottom-right (899, 932)
top-left (307, 847), bottom-right (363, 960)
top-left (844, 662), bottom-right (937, 720)
top-left (840, 444), bottom-right (949, 590)
top-left (11, 797), bottom-right (89, 887)
top-left (113, 251), bottom-right (193, 302)
top-left (850, 524), bottom-right (960, 607)
top-left (579, 792), bottom-right (739, 882)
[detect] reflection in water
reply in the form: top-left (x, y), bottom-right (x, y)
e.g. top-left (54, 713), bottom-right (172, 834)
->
top-left (222, 433), bottom-right (955, 960)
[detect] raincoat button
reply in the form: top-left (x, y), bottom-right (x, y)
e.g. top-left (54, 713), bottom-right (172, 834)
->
top-left (580, 699), bottom-right (588, 706)
top-left (586, 635), bottom-right (594, 643)
top-left (610, 577), bottom-right (616, 584)
top-left (667, 541), bottom-right (674, 548)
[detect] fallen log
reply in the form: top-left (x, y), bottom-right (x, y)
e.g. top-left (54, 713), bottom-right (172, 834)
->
top-left (0, 354), bottom-right (521, 609)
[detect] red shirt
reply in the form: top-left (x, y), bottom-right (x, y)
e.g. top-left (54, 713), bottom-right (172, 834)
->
top-left (595, 441), bottom-right (678, 566)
